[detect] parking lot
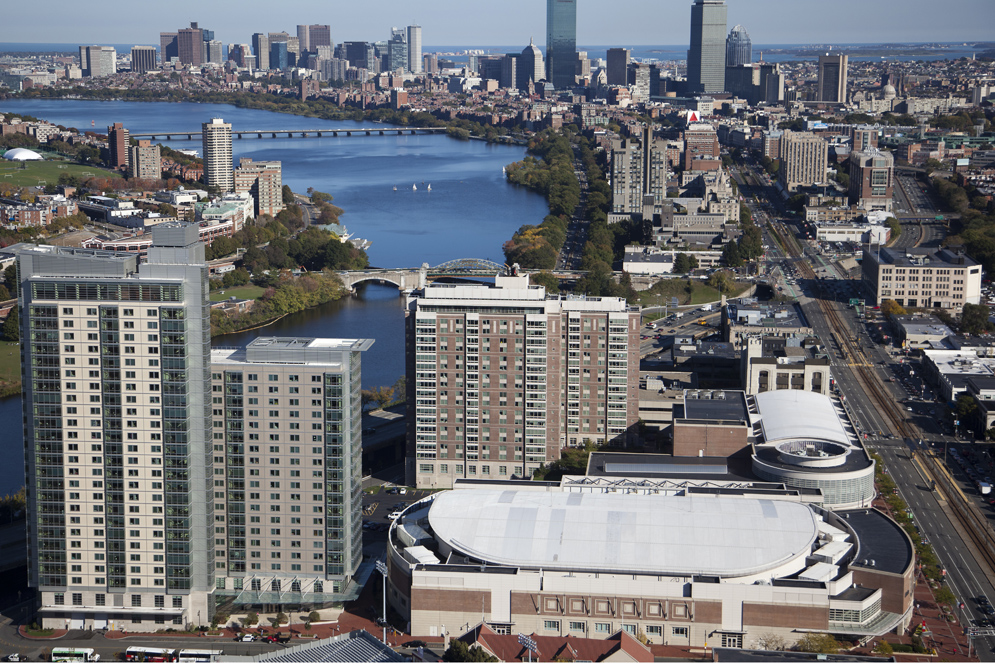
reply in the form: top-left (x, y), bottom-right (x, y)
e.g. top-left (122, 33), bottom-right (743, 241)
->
top-left (362, 486), bottom-right (433, 538)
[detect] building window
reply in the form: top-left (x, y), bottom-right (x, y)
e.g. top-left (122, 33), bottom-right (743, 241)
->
top-left (131, 595), bottom-right (142, 607)
top-left (594, 623), bottom-right (611, 634)
top-left (721, 634), bottom-right (743, 648)
top-left (72, 593), bottom-right (83, 606)
top-left (672, 626), bottom-right (689, 638)
top-left (543, 620), bottom-right (559, 632)
top-left (568, 621), bottom-right (585, 633)
top-left (622, 624), bottom-right (636, 635)
top-left (646, 625), bottom-right (662, 637)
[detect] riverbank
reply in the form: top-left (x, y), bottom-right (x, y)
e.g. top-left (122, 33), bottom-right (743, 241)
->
top-left (9, 87), bottom-right (520, 144)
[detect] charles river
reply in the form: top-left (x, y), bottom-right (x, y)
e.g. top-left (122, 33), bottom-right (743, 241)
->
top-left (0, 99), bottom-right (550, 495)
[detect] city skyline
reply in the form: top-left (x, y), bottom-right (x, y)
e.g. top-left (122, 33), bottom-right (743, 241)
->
top-left (4, 0), bottom-right (993, 50)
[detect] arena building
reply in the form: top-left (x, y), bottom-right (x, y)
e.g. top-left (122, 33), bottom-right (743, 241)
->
top-left (385, 487), bottom-right (913, 649)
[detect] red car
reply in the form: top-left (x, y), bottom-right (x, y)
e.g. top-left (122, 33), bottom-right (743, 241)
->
top-left (262, 636), bottom-right (279, 643)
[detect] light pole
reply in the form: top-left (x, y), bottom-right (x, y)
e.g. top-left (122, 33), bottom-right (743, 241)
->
top-left (376, 559), bottom-right (388, 645)
top-left (518, 633), bottom-right (537, 663)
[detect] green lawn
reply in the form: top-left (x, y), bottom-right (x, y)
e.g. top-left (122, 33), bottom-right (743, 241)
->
top-left (0, 158), bottom-right (120, 188)
top-left (0, 341), bottom-right (20, 384)
top-left (637, 278), bottom-right (752, 307)
top-left (210, 285), bottom-right (266, 302)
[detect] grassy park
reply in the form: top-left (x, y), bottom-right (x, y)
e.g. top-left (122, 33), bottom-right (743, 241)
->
top-left (0, 159), bottom-right (120, 189)
top-left (210, 285), bottom-right (267, 302)
top-left (637, 277), bottom-right (753, 308)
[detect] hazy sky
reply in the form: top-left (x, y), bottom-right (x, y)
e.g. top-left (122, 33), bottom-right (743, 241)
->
top-left (7, 0), bottom-right (994, 48)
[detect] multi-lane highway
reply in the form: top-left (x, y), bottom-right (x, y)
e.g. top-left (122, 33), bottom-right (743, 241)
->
top-left (735, 155), bottom-right (995, 658)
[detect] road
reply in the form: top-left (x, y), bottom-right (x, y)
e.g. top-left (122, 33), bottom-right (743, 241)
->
top-left (735, 154), bottom-right (995, 659)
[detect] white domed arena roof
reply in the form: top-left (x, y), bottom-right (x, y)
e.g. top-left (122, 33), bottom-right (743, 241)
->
top-left (3, 148), bottom-right (43, 161)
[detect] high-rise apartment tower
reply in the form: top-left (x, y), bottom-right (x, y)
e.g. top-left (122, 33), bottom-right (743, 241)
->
top-left (78, 46), bottom-right (117, 78)
top-left (687, 0), bottom-right (727, 94)
top-left (17, 223), bottom-right (214, 629)
top-left (545, 0), bottom-right (577, 89)
top-left (611, 126), bottom-right (668, 214)
top-left (202, 118), bottom-right (233, 193)
top-left (405, 271), bottom-right (640, 490)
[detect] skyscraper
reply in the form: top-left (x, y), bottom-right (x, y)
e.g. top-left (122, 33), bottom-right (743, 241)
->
top-left (17, 223), bottom-right (215, 629)
top-left (687, 0), bottom-right (727, 94)
top-left (130, 46), bottom-right (157, 74)
top-left (78, 46), bottom-right (117, 78)
top-left (202, 118), bottom-right (233, 193)
top-left (309, 25), bottom-right (332, 50)
top-left (177, 24), bottom-right (204, 66)
top-left (386, 28), bottom-right (407, 73)
top-left (545, 0), bottom-right (577, 89)
top-left (726, 24), bottom-right (751, 67)
top-left (404, 270), bottom-right (640, 490)
top-left (251, 34), bottom-right (270, 71)
top-left (406, 25), bottom-right (422, 74)
top-left (233, 158), bottom-right (285, 218)
top-left (106, 123), bottom-right (129, 170)
top-left (817, 53), bottom-right (848, 103)
top-left (519, 39), bottom-right (546, 91)
top-left (606, 47), bottom-right (630, 86)
top-left (159, 33), bottom-right (178, 66)
top-left (269, 42), bottom-right (289, 71)
top-left (296, 25), bottom-right (311, 52)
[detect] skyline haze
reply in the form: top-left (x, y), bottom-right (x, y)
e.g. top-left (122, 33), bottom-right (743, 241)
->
top-left (5, 0), bottom-right (993, 51)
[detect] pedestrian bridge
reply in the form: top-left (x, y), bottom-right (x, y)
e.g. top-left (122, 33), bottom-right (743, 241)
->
top-left (130, 127), bottom-right (447, 141)
top-left (337, 258), bottom-right (509, 292)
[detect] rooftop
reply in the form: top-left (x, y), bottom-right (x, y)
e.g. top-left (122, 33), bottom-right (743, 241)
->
top-left (428, 489), bottom-right (818, 578)
top-left (683, 389), bottom-right (750, 422)
top-left (877, 246), bottom-right (978, 269)
top-left (755, 390), bottom-right (850, 446)
top-left (839, 508), bottom-right (914, 575)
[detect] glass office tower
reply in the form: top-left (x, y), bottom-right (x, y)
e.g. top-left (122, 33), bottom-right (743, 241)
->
top-left (687, 0), bottom-right (727, 94)
top-left (545, 0), bottom-right (577, 89)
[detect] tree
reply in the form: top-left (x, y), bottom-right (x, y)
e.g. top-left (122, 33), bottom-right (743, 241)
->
top-left (3, 265), bottom-right (17, 292)
top-left (282, 184), bottom-right (295, 205)
top-left (673, 252), bottom-right (697, 274)
top-left (442, 640), bottom-right (499, 662)
top-left (934, 585), bottom-right (956, 606)
top-left (245, 611), bottom-right (259, 627)
top-left (391, 376), bottom-right (407, 405)
top-left (361, 386), bottom-right (394, 411)
top-left (955, 393), bottom-right (978, 421)
top-left (707, 270), bottom-right (736, 294)
top-left (879, 299), bottom-right (906, 317)
top-left (755, 632), bottom-right (787, 651)
top-left (961, 302), bottom-right (993, 335)
top-left (269, 615), bottom-right (281, 629)
top-left (530, 271), bottom-right (560, 293)
top-left (275, 612), bottom-right (288, 626)
top-left (306, 610), bottom-right (321, 630)
top-left (884, 217), bottom-right (902, 241)
top-left (0, 284), bottom-right (9, 301)
top-left (1, 307), bottom-right (18, 342)
top-left (873, 640), bottom-right (894, 656)
top-left (795, 633), bottom-right (840, 654)
top-left (721, 242), bottom-right (743, 268)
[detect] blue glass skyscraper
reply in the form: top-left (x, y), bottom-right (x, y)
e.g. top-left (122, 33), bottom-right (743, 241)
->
top-left (270, 41), bottom-right (288, 70)
top-left (546, 0), bottom-right (577, 89)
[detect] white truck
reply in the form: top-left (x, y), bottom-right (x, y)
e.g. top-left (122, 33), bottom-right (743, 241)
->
top-left (980, 481), bottom-right (992, 496)
top-left (701, 304), bottom-right (713, 312)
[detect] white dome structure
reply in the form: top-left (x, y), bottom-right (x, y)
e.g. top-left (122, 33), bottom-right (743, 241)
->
top-left (3, 148), bottom-right (43, 161)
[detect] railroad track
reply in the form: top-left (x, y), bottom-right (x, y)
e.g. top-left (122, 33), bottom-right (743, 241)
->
top-left (790, 227), bottom-right (995, 575)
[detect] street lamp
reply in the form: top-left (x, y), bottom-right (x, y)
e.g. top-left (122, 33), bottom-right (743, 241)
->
top-left (518, 633), bottom-right (537, 663)
top-left (376, 559), bottom-right (388, 645)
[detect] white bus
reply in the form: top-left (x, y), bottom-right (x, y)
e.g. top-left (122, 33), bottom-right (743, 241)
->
top-left (51, 648), bottom-right (100, 662)
top-left (177, 650), bottom-right (224, 662)
top-left (124, 646), bottom-right (176, 662)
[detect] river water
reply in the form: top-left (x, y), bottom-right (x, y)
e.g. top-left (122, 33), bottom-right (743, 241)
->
top-left (0, 99), bottom-right (550, 494)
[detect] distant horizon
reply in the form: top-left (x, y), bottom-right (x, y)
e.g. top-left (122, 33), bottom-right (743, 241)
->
top-left (2, 39), bottom-right (993, 51)
top-left (3, 0), bottom-right (994, 47)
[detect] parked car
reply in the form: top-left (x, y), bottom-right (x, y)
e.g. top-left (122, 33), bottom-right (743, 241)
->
top-left (387, 511), bottom-right (403, 520)
top-left (236, 634), bottom-right (256, 642)
top-left (404, 640), bottom-right (428, 648)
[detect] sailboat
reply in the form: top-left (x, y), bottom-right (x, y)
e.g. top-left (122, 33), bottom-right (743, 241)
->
top-left (502, 166), bottom-right (506, 174)
top-left (412, 184), bottom-right (417, 191)
top-left (393, 185), bottom-right (397, 191)
top-left (427, 184), bottom-right (432, 192)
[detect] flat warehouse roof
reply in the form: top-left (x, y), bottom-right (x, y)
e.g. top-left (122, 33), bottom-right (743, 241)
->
top-left (429, 490), bottom-right (818, 577)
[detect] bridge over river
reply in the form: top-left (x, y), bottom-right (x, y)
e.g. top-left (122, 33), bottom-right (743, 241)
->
top-left (130, 126), bottom-right (447, 141)
top-left (337, 258), bottom-right (586, 293)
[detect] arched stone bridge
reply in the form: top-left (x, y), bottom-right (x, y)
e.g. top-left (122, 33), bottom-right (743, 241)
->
top-left (337, 258), bottom-right (510, 293)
